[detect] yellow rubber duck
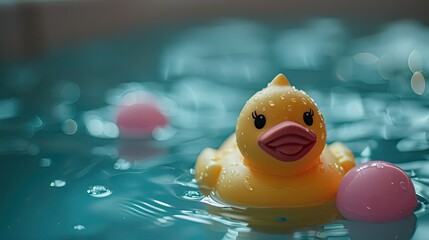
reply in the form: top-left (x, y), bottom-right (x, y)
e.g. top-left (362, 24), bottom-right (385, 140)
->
top-left (195, 74), bottom-right (356, 207)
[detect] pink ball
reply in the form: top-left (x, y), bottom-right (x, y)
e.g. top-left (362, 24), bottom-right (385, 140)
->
top-left (116, 102), bottom-right (168, 139)
top-left (336, 161), bottom-right (417, 223)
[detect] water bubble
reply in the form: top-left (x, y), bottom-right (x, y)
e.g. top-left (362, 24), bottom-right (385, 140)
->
top-left (287, 105), bottom-right (292, 111)
top-left (268, 100), bottom-right (275, 107)
top-left (353, 52), bottom-right (379, 65)
top-left (50, 180), bottom-right (66, 188)
top-left (182, 190), bottom-right (203, 200)
top-left (62, 119), bottom-right (78, 135)
top-left (411, 71), bottom-right (425, 95)
top-left (31, 116), bottom-right (44, 130)
top-left (408, 50), bottom-right (423, 73)
top-left (0, 98), bottom-right (19, 120)
top-left (74, 225), bottom-right (85, 231)
top-left (40, 158), bottom-right (52, 167)
top-left (27, 144), bottom-right (39, 156)
top-left (243, 180), bottom-right (254, 191)
top-left (378, 54), bottom-right (396, 80)
top-left (87, 185), bottom-right (112, 198)
top-left (113, 159), bottom-right (131, 170)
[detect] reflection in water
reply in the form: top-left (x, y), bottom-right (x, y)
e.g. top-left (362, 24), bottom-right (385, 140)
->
top-left (1, 19), bottom-right (429, 239)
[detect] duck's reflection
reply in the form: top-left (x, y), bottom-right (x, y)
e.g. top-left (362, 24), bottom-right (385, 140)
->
top-left (204, 199), bottom-right (416, 239)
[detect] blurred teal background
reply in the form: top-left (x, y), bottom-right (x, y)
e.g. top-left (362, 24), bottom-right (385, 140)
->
top-left (1, 1), bottom-right (429, 239)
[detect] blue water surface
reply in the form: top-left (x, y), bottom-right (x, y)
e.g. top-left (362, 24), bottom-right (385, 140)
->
top-left (1, 19), bottom-right (429, 240)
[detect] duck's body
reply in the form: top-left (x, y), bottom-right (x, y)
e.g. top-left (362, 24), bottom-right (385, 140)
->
top-left (196, 135), bottom-right (354, 207)
top-left (195, 74), bottom-right (355, 207)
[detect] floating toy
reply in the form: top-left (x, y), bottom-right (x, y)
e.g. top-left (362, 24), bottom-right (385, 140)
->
top-left (116, 101), bottom-right (168, 139)
top-left (336, 161), bottom-right (417, 223)
top-left (195, 74), bottom-right (355, 207)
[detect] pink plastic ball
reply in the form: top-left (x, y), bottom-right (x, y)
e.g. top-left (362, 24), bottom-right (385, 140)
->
top-left (116, 102), bottom-right (168, 139)
top-left (336, 161), bottom-right (417, 223)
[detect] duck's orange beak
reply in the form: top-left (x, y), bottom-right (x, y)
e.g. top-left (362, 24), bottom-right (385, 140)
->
top-left (258, 121), bottom-right (316, 162)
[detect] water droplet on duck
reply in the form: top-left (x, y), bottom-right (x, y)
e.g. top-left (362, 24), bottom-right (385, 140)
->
top-left (291, 98), bottom-right (296, 103)
top-left (328, 163), bottom-right (334, 169)
top-left (50, 180), bottom-right (66, 188)
top-left (243, 180), bottom-right (254, 191)
top-left (301, 98), bottom-right (307, 105)
top-left (400, 181), bottom-right (407, 190)
top-left (280, 94), bottom-right (285, 100)
top-left (287, 105), bottom-right (292, 111)
top-left (268, 101), bottom-right (275, 107)
top-left (320, 166), bottom-right (325, 173)
top-left (253, 97), bottom-right (258, 102)
top-left (321, 133), bottom-right (325, 139)
top-left (87, 185), bottom-right (112, 198)
top-left (287, 90), bottom-right (291, 95)
top-left (319, 123), bottom-right (323, 128)
top-left (262, 106), bottom-right (266, 112)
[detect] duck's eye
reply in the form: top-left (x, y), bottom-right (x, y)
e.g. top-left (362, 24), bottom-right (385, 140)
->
top-left (252, 111), bottom-right (266, 129)
top-left (303, 109), bottom-right (314, 126)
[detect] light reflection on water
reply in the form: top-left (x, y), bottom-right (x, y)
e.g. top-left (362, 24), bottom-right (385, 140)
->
top-left (0, 19), bottom-right (429, 239)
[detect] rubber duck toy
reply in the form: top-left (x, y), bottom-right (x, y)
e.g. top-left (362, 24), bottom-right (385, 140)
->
top-left (195, 74), bottom-right (356, 207)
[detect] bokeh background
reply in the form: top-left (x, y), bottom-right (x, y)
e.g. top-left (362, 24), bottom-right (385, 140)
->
top-left (1, 1), bottom-right (429, 239)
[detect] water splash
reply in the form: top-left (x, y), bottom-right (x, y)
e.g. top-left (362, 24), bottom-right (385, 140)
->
top-left (87, 185), bottom-right (112, 198)
top-left (182, 191), bottom-right (204, 200)
top-left (73, 225), bottom-right (85, 231)
top-left (50, 180), bottom-right (66, 188)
